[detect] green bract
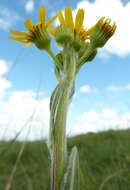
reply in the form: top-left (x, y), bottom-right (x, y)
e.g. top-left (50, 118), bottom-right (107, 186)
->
top-left (55, 25), bottom-right (74, 45)
top-left (34, 26), bottom-right (51, 50)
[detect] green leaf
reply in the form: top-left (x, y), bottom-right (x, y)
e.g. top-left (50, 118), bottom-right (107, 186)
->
top-left (68, 80), bottom-right (75, 105)
top-left (62, 146), bottom-right (80, 190)
top-left (54, 65), bottom-right (62, 82)
top-left (49, 83), bottom-right (63, 151)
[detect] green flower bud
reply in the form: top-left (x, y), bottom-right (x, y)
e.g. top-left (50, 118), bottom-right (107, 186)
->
top-left (77, 43), bottom-right (97, 66)
top-left (73, 35), bottom-right (83, 51)
top-left (78, 43), bottom-right (97, 63)
top-left (55, 25), bottom-right (74, 45)
top-left (87, 49), bottom-right (97, 62)
top-left (90, 17), bottom-right (117, 48)
top-left (78, 42), bottom-right (89, 58)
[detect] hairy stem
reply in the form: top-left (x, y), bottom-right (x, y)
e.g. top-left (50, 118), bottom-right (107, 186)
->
top-left (46, 48), bottom-right (63, 71)
top-left (76, 44), bottom-right (96, 74)
top-left (49, 47), bottom-right (76, 190)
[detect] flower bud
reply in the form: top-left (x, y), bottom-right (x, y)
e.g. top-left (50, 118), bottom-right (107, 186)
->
top-left (87, 49), bottom-right (97, 62)
top-left (78, 42), bottom-right (89, 58)
top-left (90, 17), bottom-right (117, 48)
top-left (78, 43), bottom-right (97, 64)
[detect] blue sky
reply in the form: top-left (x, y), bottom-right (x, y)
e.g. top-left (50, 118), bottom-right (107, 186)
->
top-left (0, 0), bottom-right (130, 140)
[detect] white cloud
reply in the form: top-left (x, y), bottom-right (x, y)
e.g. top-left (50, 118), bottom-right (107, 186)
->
top-left (107, 84), bottom-right (130, 92)
top-left (72, 0), bottom-right (130, 56)
top-left (0, 59), bottom-right (50, 140)
top-left (1, 86), bottom-right (130, 140)
top-left (0, 78), bottom-right (11, 99)
top-left (25, 0), bottom-right (34, 13)
top-left (79, 85), bottom-right (98, 94)
top-left (0, 90), bottom-right (50, 140)
top-left (69, 108), bottom-right (130, 135)
top-left (2, 90), bottom-right (130, 140)
top-left (0, 6), bottom-right (20, 30)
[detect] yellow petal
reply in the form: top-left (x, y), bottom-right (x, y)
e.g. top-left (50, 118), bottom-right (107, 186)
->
top-left (58, 10), bottom-right (65, 25)
top-left (8, 37), bottom-right (28, 43)
top-left (65, 7), bottom-right (74, 30)
top-left (39, 7), bottom-right (46, 24)
top-left (86, 24), bottom-right (96, 35)
top-left (75, 9), bottom-right (84, 33)
top-left (105, 18), bottom-right (111, 26)
top-left (23, 43), bottom-right (33, 48)
top-left (98, 17), bottom-right (105, 25)
top-left (48, 27), bottom-right (56, 37)
top-left (45, 15), bottom-right (57, 29)
top-left (112, 22), bottom-right (117, 31)
top-left (24, 18), bottom-right (33, 32)
top-left (10, 30), bottom-right (28, 37)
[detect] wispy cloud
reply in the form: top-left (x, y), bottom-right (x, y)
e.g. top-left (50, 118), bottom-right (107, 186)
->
top-left (79, 85), bottom-right (99, 94)
top-left (25, 0), bottom-right (34, 13)
top-left (0, 5), bottom-right (20, 30)
top-left (107, 84), bottom-right (130, 92)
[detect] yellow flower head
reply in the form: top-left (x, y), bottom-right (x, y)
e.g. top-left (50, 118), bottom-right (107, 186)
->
top-left (48, 6), bottom-right (91, 41)
top-left (90, 17), bottom-right (117, 48)
top-left (8, 7), bottom-right (57, 49)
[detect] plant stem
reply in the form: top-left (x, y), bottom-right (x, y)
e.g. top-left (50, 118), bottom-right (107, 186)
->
top-left (49, 47), bottom-right (76, 190)
top-left (46, 48), bottom-right (63, 71)
top-left (76, 44), bottom-right (96, 74)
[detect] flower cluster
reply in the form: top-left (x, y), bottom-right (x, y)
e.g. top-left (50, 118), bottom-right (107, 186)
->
top-left (8, 6), bottom-right (117, 69)
top-left (48, 7), bottom-right (95, 49)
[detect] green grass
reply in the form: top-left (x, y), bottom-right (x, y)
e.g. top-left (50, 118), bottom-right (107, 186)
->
top-left (0, 129), bottom-right (130, 190)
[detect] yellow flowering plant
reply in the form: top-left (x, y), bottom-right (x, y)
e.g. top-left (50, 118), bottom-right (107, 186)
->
top-left (8, 6), bottom-right (116, 190)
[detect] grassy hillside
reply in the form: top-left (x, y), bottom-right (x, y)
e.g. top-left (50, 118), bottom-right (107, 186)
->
top-left (0, 129), bottom-right (130, 190)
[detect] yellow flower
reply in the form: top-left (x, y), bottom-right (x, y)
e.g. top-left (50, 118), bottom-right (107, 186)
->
top-left (8, 7), bottom-right (57, 49)
top-left (48, 6), bottom-right (94, 42)
top-left (90, 17), bottom-right (117, 48)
